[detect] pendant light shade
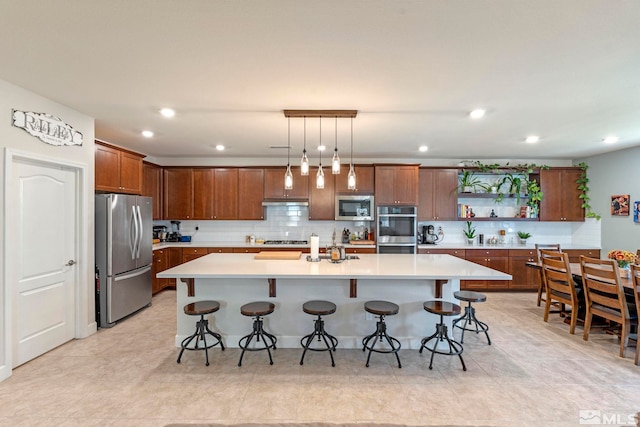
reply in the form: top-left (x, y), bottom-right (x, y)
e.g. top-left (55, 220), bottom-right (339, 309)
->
top-left (300, 117), bottom-right (309, 175)
top-left (284, 117), bottom-right (293, 190)
top-left (331, 116), bottom-right (340, 174)
top-left (348, 117), bottom-right (356, 190)
top-left (316, 117), bottom-right (325, 189)
top-left (283, 110), bottom-right (357, 182)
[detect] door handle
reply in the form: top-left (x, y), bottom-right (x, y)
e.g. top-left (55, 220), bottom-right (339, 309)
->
top-left (66, 260), bottom-right (76, 266)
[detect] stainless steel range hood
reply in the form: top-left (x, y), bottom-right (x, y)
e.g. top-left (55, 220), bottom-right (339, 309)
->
top-left (261, 200), bottom-right (309, 207)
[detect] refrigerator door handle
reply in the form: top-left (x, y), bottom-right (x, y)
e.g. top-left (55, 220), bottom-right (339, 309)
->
top-left (114, 265), bottom-right (152, 282)
top-left (130, 205), bottom-right (139, 260)
top-left (136, 205), bottom-right (143, 258)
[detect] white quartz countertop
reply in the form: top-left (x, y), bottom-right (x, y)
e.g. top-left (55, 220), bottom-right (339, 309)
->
top-left (157, 253), bottom-right (512, 281)
top-left (153, 241), bottom-right (598, 251)
top-left (152, 241), bottom-right (375, 250)
top-left (417, 243), bottom-right (601, 250)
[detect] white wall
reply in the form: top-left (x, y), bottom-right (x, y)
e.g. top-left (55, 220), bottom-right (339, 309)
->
top-left (578, 146), bottom-right (640, 256)
top-left (0, 79), bottom-right (95, 381)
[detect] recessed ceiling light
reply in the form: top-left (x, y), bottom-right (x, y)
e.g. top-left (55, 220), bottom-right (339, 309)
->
top-left (602, 136), bottom-right (619, 144)
top-left (317, 145), bottom-right (326, 151)
top-left (419, 145), bottom-right (429, 152)
top-left (215, 144), bottom-right (225, 151)
top-left (159, 108), bottom-right (175, 118)
top-left (525, 135), bottom-right (540, 143)
top-left (469, 109), bottom-right (486, 119)
top-left (141, 130), bottom-right (154, 138)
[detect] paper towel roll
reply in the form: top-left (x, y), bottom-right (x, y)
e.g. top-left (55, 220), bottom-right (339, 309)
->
top-left (310, 234), bottom-right (319, 260)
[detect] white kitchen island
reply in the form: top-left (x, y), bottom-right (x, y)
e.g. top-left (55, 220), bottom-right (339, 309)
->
top-left (157, 253), bottom-right (511, 349)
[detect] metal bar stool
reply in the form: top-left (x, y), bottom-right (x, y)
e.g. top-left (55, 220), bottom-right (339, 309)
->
top-left (238, 301), bottom-right (277, 366)
top-left (177, 300), bottom-right (225, 366)
top-left (420, 300), bottom-right (466, 371)
top-left (299, 300), bottom-right (338, 367)
top-left (362, 300), bottom-right (402, 368)
top-left (452, 290), bottom-right (491, 345)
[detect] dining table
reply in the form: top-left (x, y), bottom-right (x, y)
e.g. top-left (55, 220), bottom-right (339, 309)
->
top-left (526, 261), bottom-right (635, 290)
top-left (526, 261), bottom-right (638, 323)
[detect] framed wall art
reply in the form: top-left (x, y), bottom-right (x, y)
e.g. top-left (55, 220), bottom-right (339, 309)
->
top-left (634, 201), bottom-right (640, 223)
top-left (610, 194), bottom-right (629, 216)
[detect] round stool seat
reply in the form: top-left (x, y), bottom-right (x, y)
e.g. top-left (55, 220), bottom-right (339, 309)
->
top-left (303, 300), bottom-right (336, 316)
top-left (454, 290), bottom-right (487, 303)
top-left (423, 300), bottom-right (461, 316)
top-left (241, 301), bottom-right (275, 317)
top-left (364, 300), bottom-right (399, 316)
top-left (183, 300), bottom-right (220, 316)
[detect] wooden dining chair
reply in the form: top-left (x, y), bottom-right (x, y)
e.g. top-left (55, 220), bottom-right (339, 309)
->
top-left (580, 256), bottom-right (637, 358)
top-left (535, 243), bottom-right (561, 306)
top-left (631, 264), bottom-right (640, 365)
top-left (540, 250), bottom-right (579, 334)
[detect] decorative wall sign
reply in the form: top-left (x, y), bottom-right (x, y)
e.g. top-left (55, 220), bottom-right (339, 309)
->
top-left (12, 109), bottom-right (83, 146)
top-left (634, 201), bottom-right (640, 223)
top-left (610, 194), bottom-right (629, 216)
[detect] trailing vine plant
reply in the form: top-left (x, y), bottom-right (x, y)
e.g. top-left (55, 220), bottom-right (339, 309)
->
top-left (575, 162), bottom-right (601, 220)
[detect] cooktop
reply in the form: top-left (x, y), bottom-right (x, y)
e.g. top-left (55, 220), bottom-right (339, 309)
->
top-left (263, 240), bottom-right (309, 245)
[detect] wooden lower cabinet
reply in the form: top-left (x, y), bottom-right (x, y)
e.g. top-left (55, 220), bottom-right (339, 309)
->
top-left (152, 248), bottom-right (181, 294)
top-left (508, 249), bottom-right (539, 290)
top-left (182, 247), bottom-right (209, 262)
top-left (462, 249), bottom-right (509, 290)
top-left (346, 247), bottom-right (376, 254)
top-left (564, 249), bottom-right (600, 263)
top-left (208, 247), bottom-right (234, 254)
top-left (418, 248), bottom-right (465, 258)
top-left (152, 249), bottom-right (169, 294)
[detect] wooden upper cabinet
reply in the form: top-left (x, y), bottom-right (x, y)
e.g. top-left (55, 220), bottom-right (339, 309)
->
top-left (214, 168), bottom-right (238, 220)
top-left (192, 169), bottom-right (214, 220)
top-left (264, 167), bottom-right (309, 200)
top-left (309, 169), bottom-right (335, 220)
top-left (418, 168), bottom-right (458, 221)
top-left (539, 168), bottom-right (584, 221)
top-left (238, 168), bottom-right (264, 220)
top-left (374, 165), bottom-right (419, 205)
top-left (163, 168), bottom-right (193, 219)
top-left (142, 162), bottom-right (163, 220)
top-left (95, 141), bottom-right (144, 194)
top-left (335, 165), bottom-right (374, 194)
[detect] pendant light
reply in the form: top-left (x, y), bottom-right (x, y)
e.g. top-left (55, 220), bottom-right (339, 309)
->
top-left (300, 116), bottom-right (309, 175)
top-left (316, 117), bottom-right (325, 189)
top-left (331, 116), bottom-right (340, 174)
top-left (284, 117), bottom-right (293, 190)
top-left (347, 117), bottom-right (357, 190)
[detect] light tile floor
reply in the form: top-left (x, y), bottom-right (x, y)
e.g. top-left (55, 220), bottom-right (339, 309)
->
top-left (0, 290), bottom-right (638, 427)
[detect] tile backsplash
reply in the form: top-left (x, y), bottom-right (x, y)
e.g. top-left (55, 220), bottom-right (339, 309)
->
top-left (155, 205), bottom-right (601, 247)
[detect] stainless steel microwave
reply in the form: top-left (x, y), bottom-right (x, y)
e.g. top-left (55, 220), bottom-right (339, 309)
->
top-left (335, 195), bottom-right (375, 221)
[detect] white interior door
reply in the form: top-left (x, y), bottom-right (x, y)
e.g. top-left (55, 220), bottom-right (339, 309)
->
top-left (10, 158), bottom-right (76, 367)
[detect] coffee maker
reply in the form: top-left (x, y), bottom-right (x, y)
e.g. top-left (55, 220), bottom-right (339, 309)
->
top-left (153, 225), bottom-right (167, 241)
top-left (166, 220), bottom-right (181, 242)
top-left (421, 225), bottom-right (442, 244)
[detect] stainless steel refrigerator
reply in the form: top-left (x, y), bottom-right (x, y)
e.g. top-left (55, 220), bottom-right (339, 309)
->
top-left (95, 194), bottom-right (153, 328)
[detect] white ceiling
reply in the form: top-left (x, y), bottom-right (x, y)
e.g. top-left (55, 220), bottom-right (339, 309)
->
top-left (1, 0), bottom-right (640, 162)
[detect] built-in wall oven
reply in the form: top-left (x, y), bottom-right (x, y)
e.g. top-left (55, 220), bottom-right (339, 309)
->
top-left (376, 206), bottom-right (417, 254)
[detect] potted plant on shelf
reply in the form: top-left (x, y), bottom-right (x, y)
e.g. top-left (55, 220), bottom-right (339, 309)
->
top-left (458, 170), bottom-right (481, 193)
top-left (463, 221), bottom-right (476, 245)
top-left (517, 231), bottom-right (531, 245)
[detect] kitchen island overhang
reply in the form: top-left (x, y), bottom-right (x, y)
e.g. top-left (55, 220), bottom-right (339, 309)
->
top-left (158, 253), bottom-right (511, 349)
